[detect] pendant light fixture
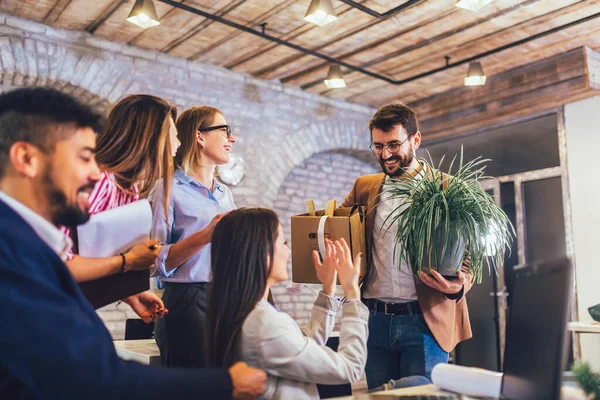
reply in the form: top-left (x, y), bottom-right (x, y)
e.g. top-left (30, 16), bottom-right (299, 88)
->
top-left (464, 61), bottom-right (487, 86)
top-left (127, 0), bottom-right (160, 29)
top-left (324, 64), bottom-right (346, 88)
top-left (304, 0), bottom-right (337, 27)
top-left (455, 0), bottom-right (494, 12)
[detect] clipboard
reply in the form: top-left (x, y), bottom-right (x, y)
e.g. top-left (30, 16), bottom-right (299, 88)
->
top-left (79, 270), bottom-right (150, 309)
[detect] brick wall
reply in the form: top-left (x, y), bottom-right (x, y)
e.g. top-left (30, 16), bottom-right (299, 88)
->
top-left (273, 151), bottom-right (378, 327)
top-left (0, 13), bottom-right (377, 339)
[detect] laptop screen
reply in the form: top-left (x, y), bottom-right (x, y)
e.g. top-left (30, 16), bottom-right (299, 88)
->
top-left (500, 258), bottom-right (573, 400)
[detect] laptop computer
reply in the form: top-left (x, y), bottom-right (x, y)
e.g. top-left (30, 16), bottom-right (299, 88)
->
top-left (353, 257), bottom-right (573, 400)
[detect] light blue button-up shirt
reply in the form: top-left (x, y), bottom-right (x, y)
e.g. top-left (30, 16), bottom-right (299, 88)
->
top-left (149, 169), bottom-right (236, 283)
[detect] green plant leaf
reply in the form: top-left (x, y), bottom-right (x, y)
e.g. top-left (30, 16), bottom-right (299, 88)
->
top-left (376, 148), bottom-right (515, 281)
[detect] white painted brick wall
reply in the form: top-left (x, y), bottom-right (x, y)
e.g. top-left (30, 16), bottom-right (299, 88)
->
top-left (0, 14), bottom-right (377, 339)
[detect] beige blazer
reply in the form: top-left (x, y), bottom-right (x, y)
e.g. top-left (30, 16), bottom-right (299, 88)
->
top-left (341, 171), bottom-right (472, 352)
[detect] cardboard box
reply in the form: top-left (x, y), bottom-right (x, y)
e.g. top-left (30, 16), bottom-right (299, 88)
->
top-left (291, 204), bottom-right (366, 284)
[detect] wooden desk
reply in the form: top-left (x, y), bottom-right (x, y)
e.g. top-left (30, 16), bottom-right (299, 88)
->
top-left (114, 339), bottom-right (161, 366)
top-left (112, 332), bottom-right (342, 367)
top-left (568, 321), bottom-right (600, 334)
top-left (331, 383), bottom-right (587, 399)
top-left (331, 384), bottom-right (450, 399)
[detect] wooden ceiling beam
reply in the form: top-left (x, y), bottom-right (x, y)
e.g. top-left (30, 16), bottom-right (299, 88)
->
top-left (212, 0), bottom-right (299, 65)
top-left (339, 0), bottom-right (420, 19)
top-left (228, 0), bottom-right (424, 74)
top-left (225, 1), bottom-right (427, 73)
top-left (224, 1), bottom-right (359, 70)
top-left (265, 8), bottom-right (458, 81)
top-left (85, 0), bottom-right (127, 34)
top-left (0, 1), bottom-right (24, 15)
top-left (43, 0), bottom-right (73, 25)
top-left (333, 0), bottom-right (600, 103)
top-left (311, 0), bottom-right (591, 92)
top-left (154, 0), bottom-right (399, 83)
top-left (281, 0), bottom-right (540, 86)
top-left (366, 22), bottom-right (600, 108)
top-left (250, 0), bottom-right (452, 79)
top-left (413, 47), bottom-right (600, 143)
top-left (157, 0), bottom-right (246, 55)
top-left (188, 0), bottom-right (299, 62)
top-left (127, 0), bottom-right (219, 48)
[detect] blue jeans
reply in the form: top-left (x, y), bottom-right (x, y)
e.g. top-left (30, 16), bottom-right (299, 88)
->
top-left (365, 307), bottom-right (448, 390)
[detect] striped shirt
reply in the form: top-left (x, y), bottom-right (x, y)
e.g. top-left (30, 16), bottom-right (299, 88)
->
top-left (61, 171), bottom-right (139, 260)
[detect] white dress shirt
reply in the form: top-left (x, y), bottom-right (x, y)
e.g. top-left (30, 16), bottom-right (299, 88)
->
top-left (363, 176), bottom-right (417, 302)
top-left (0, 191), bottom-right (72, 261)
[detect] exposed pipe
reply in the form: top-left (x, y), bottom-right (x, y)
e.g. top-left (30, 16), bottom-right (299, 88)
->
top-left (156, 0), bottom-right (600, 88)
top-left (301, 9), bottom-right (600, 90)
top-left (157, 0), bottom-right (395, 83)
top-left (338, 0), bottom-right (420, 19)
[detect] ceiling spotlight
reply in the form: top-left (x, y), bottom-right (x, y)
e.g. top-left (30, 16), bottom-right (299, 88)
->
top-left (304, 0), bottom-right (337, 27)
top-left (127, 0), bottom-right (160, 29)
top-left (455, 0), bottom-right (494, 12)
top-left (324, 64), bottom-right (346, 89)
top-left (464, 61), bottom-right (486, 86)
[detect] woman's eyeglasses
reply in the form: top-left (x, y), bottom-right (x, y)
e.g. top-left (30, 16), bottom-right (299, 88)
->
top-left (199, 125), bottom-right (232, 139)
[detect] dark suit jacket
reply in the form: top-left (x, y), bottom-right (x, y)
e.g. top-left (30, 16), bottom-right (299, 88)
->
top-left (0, 199), bottom-right (232, 399)
top-left (342, 171), bottom-right (473, 352)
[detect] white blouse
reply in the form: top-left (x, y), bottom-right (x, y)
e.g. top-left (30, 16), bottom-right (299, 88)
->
top-left (240, 291), bottom-right (369, 399)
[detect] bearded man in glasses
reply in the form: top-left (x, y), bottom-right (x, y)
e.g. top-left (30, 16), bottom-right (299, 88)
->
top-left (342, 103), bottom-right (473, 389)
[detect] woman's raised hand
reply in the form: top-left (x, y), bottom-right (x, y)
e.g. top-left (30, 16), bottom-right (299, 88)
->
top-left (333, 238), bottom-right (361, 300)
top-left (312, 239), bottom-right (338, 296)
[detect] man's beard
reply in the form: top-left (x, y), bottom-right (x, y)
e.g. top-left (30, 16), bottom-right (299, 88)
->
top-left (378, 147), bottom-right (414, 178)
top-left (43, 168), bottom-right (93, 227)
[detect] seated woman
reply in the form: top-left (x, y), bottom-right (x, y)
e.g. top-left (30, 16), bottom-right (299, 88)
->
top-left (205, 208), bottom-right (369, 399)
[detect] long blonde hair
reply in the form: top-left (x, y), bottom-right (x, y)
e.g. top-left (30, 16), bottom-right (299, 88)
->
top-left (175, 106), bottom-right (223, 174)
top-left (95, 94), bottom-right (176, 215)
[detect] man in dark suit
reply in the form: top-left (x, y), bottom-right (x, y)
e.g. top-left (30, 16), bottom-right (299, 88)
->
top-left (0, 87), bottom-right (266, 399)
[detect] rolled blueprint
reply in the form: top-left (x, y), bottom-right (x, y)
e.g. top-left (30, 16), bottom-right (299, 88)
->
top-left (431, 363), bottom-right (503, 398)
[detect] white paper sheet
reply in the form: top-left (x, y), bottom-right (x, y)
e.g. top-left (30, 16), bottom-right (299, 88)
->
top-left (431, 363), bottom-right (503, 398)
top-left (77, 199), bottom-right (152, 258)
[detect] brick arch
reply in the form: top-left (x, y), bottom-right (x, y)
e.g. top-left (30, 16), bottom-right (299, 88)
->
top-left (0, 36), bottom-right (133, 113)
top-left (246, 119), bottom-right (372, 208)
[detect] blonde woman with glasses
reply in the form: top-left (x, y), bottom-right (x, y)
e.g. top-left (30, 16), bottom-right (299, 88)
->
top-left (149, 106), bottom-right (237, 368)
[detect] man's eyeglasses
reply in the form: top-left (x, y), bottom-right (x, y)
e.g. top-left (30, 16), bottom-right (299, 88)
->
top-left (199, 124), bottom-right (233, 139)
top-left (369, 136), bottom-right (410, 155)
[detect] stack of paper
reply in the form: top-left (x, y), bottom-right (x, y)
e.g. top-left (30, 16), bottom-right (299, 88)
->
top-left (77, 199), bottom-right (152, 257)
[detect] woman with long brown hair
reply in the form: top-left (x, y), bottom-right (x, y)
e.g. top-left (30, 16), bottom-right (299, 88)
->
top-left (150, 106), bottom-right (236, 367)
top-left (62, 94), bottom-right (180, 323)
top-left (205, 208), bottom-right (369, 399)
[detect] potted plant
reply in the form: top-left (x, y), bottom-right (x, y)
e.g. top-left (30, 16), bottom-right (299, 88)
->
top-left (573, 362), bottom-right (600, 399)
top-left (381, 150), bottom-right (514, 283)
